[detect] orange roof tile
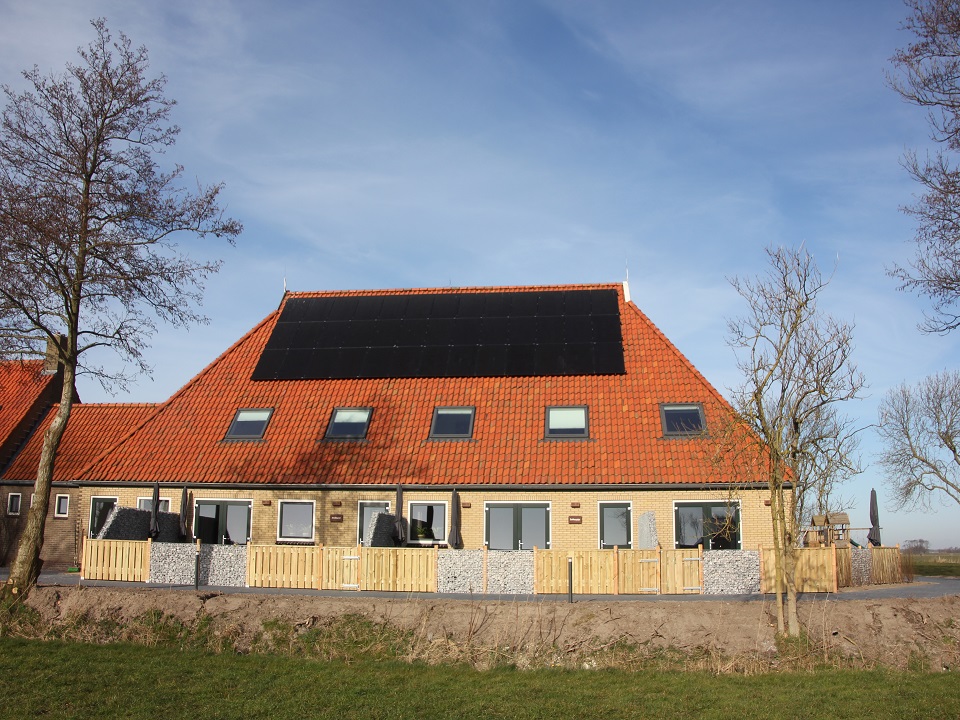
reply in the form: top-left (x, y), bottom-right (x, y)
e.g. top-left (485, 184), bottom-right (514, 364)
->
top-left (3, 403), bottom-right (159, 482)
top-left (78, 283), bottom-right (760, 488)
top-left (0, 359), bottom-right (58, 449)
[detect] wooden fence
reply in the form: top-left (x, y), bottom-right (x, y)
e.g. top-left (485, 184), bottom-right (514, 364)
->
top-left (533, 548), bottom-right (699, 595)
top-left (81, 540), bottom-right (902, 595)
top-left (760, 546), bottom-right (903, 593)
top-left (247, 544), bottom-right (323, 590)
top-left (81, 538), bottom-right (151, 582)
top-left (871, 547), bottom-right (902, 584)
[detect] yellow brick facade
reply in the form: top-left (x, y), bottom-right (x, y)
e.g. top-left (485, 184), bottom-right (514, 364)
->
top-left (73, 485), bottom-right (778, 551)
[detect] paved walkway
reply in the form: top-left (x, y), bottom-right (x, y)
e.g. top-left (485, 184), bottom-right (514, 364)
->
top-left (6, 568), bottom-right (959, 602)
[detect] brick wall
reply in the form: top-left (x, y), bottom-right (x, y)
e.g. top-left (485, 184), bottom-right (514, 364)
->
top-left (69, 485), bottom-right (777, 552)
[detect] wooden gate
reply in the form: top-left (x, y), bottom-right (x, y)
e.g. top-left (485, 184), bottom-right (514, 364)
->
top-left (322, 546), bottom-right (361, 590)
top-left (660, 548), bottom-right (702, 594)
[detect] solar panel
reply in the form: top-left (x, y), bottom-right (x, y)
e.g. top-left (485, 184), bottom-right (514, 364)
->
top-left (251, 289), bottom-right (626, 380)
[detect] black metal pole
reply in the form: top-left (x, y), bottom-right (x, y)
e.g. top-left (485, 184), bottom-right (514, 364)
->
top-left (567, 556), bottom-right (573, 604)
top-left (194, 540), bottom-right (200, 590)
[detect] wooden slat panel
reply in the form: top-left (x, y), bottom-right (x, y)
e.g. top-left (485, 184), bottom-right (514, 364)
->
top-left (871, 547), bottom-right (902, 584)
top-left (247, 545), bottom-right (323, 589)
top-left (760, 547), bottom-right (835, 593)
top-left (81, 540), bottom-right (150, 582)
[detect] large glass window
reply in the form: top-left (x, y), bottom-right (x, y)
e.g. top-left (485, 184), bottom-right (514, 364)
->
top-left (6, 493), bottom-right (21, 516)
top-left (661, 404), bottom-right (706, 436)
top-left (358, 501), bottom-right (390, 545)
top-left (278, 500), bottom-right (315, 541)
top-left (89, 497), bottom-right (117, 537)
top-left (674, 501), bottom-right (740, 550)
top-left (599, 502), bottom-right (632, 549)
top-left (225, 408), bottom-right (273, 440)
top-left (485, 503), bottom-right (550, 550)
top-left (429, 407), bottom-right (475, 438)
top-left (194, 500), bottom-right (252, 545)
top-left (137, 497), bottom-right (171, 512)
top-left (408, 502), bottom-right (446, 544)
top-left (326, 408), bottom-right (373, 439)
top-left (545, 406), bottom-right (588, 438)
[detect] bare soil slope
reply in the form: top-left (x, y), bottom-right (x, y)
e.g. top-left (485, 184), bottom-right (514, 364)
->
top-left (22, 585), bottom-right (960, 671)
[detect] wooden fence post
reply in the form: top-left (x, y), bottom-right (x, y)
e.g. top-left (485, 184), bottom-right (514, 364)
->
top-left (613, 546), bottom-right (619, 595)
top-left (656, 545), bottom-right (661, 595)
top-left (145, 537), bottom-right (152, 582)
top-left (698, 544), bottom-right (704, 595)
top-left (832, 543), bottom-right (839, 594)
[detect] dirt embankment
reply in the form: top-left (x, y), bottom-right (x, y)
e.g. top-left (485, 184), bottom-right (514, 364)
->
top-left (19, 585), bottom-right (960, 671)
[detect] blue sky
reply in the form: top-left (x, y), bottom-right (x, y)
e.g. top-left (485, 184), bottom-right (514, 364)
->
top-left (2, 0), bottom-right (959, 548)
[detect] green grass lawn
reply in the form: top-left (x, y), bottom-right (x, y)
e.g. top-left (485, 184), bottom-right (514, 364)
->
top-left (910, 552), bottom-right (960, 577)
top-left (1, 637), bottom-right (959, 720)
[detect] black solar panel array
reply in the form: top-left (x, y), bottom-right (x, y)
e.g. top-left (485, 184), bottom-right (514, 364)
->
top-left (251, 289), bottom-right (626, 380)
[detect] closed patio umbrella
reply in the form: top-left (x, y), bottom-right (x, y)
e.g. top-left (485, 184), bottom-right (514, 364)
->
top-left (149, 481), bottom-right (161, 539)
top-left (179, 485), bottom-right (189, 540)
top-left (395, 484), bottom-right (406, 545)
top-left (447, 488), bottom-right (463, 549)
top-left (867, 488), bottom-right (881, 547)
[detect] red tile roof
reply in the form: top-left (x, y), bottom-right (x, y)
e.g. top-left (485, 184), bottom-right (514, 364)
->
top-left (0, 360), bottom-right (58, 454)
top-left (3, 403), bottom-right (159, 482)
top-left (78, 283), bottom-right (757, 487)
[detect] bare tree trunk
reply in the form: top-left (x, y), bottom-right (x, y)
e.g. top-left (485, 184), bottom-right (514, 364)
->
top-left (2, 363), bottom-right (74, 601)
top-left (769, 487), bottom-right (786, 634)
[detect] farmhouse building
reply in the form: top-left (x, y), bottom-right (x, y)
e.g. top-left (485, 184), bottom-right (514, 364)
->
top-left (1, 282), bottom-right (776, 568)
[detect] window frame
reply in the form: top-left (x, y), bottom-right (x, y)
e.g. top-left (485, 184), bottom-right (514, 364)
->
top-left (277, 499), bottom-right (316, 543)
top-left (407, 500), bottom-right (448, 545)
top-left (193, 498), bottom-right (253, 545)
top-left (429, 406), bottom-right (476, 439)
top-left (137, 497), bottom-right (172, 513)
top-left (6, 492), bottom-right (21, 516)
top-left (54, 494), bottom-right (70, 518)
top-left (325, 407), bottom-right (373, 440)
top-left (89, 496), bottom-right (118, 538)
top-left (484, 501), bottom-right (551, 550)
top-left (224, 408), bottom-right (274, 441)
top-left (544, 405), bottom-right (589, 439)
top-left (673, 500), bottom-right (741, 550)
top-left (598, 501), bottom-right (633, 549)
top-left (660, 403), bottom-right (706, 437)
top-left (357, 500), bottom-right (391, 546)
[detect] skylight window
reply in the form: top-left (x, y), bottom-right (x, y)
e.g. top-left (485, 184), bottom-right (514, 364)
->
top-left (661, 404), bottom-right (705, 436)
top-left (325, 408), bottom-right (372, 439)
top-left (225, 408), bottom-right (273, 440)
top-left (545, 406), bottom-right (588, 438)
top-left (430, 407), bottom-right (475, 438)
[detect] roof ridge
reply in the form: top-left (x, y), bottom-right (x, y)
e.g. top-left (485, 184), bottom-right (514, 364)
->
top-left (285, 282), bottom-right (621, 299)
top-left (77, 308), bottom-right (281, 481)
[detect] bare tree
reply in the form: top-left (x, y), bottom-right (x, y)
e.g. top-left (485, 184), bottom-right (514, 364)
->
top-left (888, 0), bottom-right (960, 333)
top-left (726, 246), bottom-right (864, 636)
top-left (0, 19), bottom-right (241, 600)
top-left (877, 370), bottom-right (960, 509)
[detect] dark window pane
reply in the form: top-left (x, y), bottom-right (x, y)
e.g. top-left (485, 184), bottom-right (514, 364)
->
top-left (409, 503), bottom-right (445, 542)
top-left (488, 506), bottom-right (515, 550)
top-left (662, 405), bottom-right (705, 435)
top-left (431, 408), bottom-right (474, 437)
top-left (226, 409), bottom-right (272, 439)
